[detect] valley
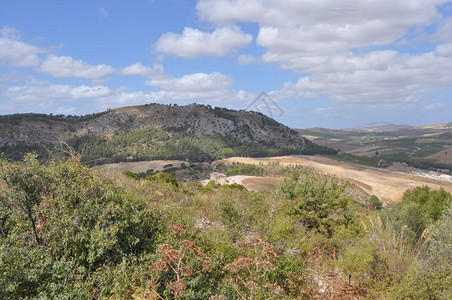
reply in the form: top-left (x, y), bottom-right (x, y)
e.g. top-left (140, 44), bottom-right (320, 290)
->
top-left (297, 122), bottom-right (452, 174)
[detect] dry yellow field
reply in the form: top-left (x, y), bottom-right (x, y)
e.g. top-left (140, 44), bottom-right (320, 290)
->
top-left (221, 155), bottom-right (452, 204)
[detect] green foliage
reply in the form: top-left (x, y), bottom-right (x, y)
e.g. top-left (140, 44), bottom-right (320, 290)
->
top-left (202, 180), bottom-right (221, 191)
top-left (218, 183), bottom-right (246, 190)
top-left (386, 205), bottom-right (452, 299)
top-left (0, 156), bottom-right (163, 298)
top-left (382, 186), bottom-right (452, 242)
top-left (225, 165), bottom-right (264, 176)
top-left (388, 266), bottom-right (452, 299)
top-left (428, 205), bottom-right (452, 266)
top-left (146, 172), bottom-right (179, 187)
top-left (279, 168), bottom-right (354, 237)
top-left (337, 242), bottom-right (376, 284)
top-left (220, 201), bottom-right (249, 243)
top-left (1, 153), bottom-right (450, 298)
top-left (60, 128), bottom-right (308, 165)
top-left (369, 195), bottom-right (383, 210)
top-left (123, 170), bottom-right (140, 180)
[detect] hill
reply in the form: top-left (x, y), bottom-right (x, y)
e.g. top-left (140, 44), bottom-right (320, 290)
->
top-left (0, 104), bottom-right (334, 164)
top-left (355, 122), bottom-right (412, 132)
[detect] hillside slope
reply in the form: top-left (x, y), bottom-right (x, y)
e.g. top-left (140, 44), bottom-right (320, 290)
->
top-left (0, 104), bottom-right (333, 163)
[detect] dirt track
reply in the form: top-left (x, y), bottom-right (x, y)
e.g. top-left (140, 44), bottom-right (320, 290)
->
top-left (221, 155), bottom-right (452, 204)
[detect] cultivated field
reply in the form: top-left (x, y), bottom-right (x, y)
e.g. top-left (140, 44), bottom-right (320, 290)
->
top-left (297, 123), bottom-right (452, 167)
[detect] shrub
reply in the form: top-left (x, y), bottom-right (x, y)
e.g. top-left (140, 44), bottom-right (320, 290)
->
top-left (382, 186), bottom-right (452, 242)
top-left (146, 172), bottom-right (179, 187)
top-left (369, 195), bottom-right (383, 210)
top-left (279, 169), bottom-right (353, 237)
top-left (0, 155), bottom-right (163, 298)
top-left (123, 170), bottom-right (140, 180)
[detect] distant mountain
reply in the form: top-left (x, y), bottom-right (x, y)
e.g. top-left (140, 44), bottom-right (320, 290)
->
top-left (353, 122), bottom-right (413, 132)
top-left (0, 103), bottom-right (335, 164)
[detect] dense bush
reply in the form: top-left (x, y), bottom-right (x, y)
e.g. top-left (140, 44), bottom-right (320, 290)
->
top-left (146, 172), bottom-right (179, 187)
top-left (382, 186), bottom-right (452, 242)
top-left (0, 156), bottom-right (450, 298)
top-left (0, 155), bottom-right (163, 298)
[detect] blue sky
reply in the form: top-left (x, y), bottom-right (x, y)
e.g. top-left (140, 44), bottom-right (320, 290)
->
top-left (1, 0), bottom-right (452, 129)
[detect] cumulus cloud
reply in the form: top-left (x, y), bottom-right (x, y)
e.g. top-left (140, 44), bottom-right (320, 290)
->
top-left (0, 36), bottom-right (42, 67)
top-left (120, 63), bottom-right (164, 77)
top-left (146, 72), bottom-right (234, 92)
top-left (433, 18), bottom-right (452, 42)
top-left (39, 55), bottom-right (115, 79)
top-left (273, 49), bottom-right (452, 105)
top-left (197, 0), bottom-right (452, 107)
top-left (1, 80), bottom-right (251, 115)
top-left (197, 0), bottom-right (443, 29)
top-left (154, 26), bottom-right (252, 58)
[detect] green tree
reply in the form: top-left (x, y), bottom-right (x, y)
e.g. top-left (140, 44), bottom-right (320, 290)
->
top-left (279, 169), bottom-right (353, 237)
top-left (0, 156), bottom-right (163, 298)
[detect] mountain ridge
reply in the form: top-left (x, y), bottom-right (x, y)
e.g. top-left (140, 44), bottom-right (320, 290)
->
top-left (0, 103), bottom-right (305, 149)
top-left (0, 103), bottom-right (335, 163)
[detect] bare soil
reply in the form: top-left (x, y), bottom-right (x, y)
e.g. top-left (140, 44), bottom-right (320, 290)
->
top-left (228, 175), bottom-right (284, 192)
top-left (100, 160), bottom-right (184, 173)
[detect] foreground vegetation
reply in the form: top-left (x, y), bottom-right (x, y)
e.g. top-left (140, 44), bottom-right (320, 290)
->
top-left (1, 155), bottom-right (451, 299)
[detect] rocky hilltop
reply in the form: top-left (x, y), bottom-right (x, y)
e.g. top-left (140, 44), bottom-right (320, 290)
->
top-left (0, 104), bottom-right (318, 162)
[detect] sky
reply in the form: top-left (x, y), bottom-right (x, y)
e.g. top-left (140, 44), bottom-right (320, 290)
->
top-left (1, 0), bottom-right (452, 129)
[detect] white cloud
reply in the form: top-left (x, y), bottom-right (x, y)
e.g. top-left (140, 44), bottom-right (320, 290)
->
top-left (433, 18), bottom-right (452, 42)
top-left (0, 26), bottom-right (22, 40)
top-left (435, 43), bottom-right (452, 57)
top-left (3, 84), bottom-right (112, 103)
top-left (154, 26), bottom-right (252, 58)
top-left (197, 0), bottom-right (452, 107)
top-left (120, 63), bottom-right (164, 77)
top-left (39, 55), bottom-right (115, 79)
top-left (196, 1), bottom-right (447, 71)
top-left (0, 37), bottom-right (42, 67)
top-left (146, 72), bottom-right (234, 92)
top-left (197, 0), bottom-right (444, 28)
top-left (273, 50), bottom-right (452, 104)
top-left (2, 80), bottom-right (252, 115)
